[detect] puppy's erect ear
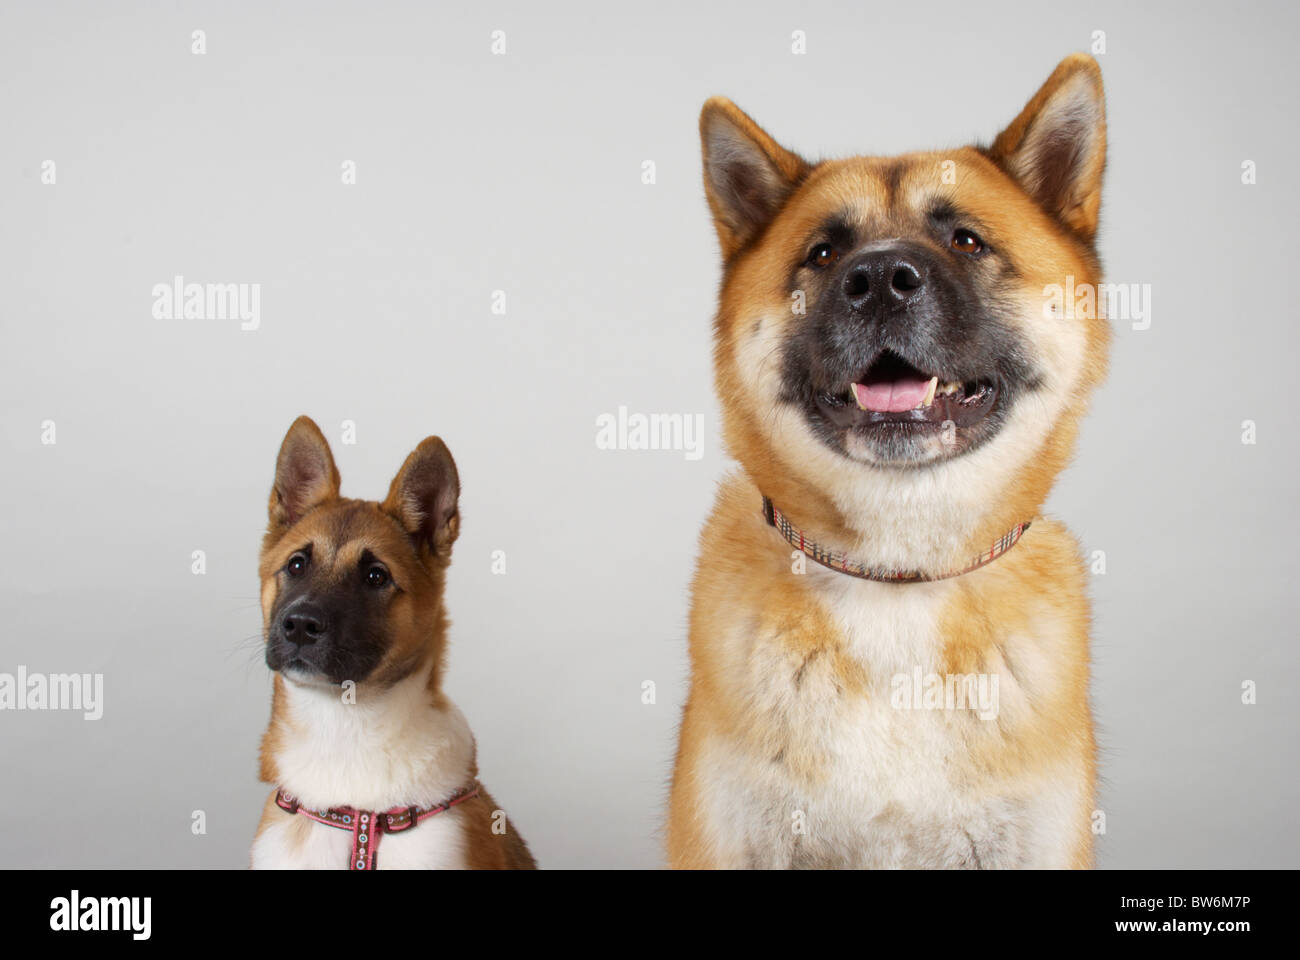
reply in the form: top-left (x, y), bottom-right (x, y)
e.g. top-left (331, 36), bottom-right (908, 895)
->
top-left (986, 53), bottom-right (1107, 242)
top-left (269, 416), bottom-right (340, 533)
top-left (382, 437), bottom-right (460, 557)
top-left (700, 98), bottom-right (811, 259)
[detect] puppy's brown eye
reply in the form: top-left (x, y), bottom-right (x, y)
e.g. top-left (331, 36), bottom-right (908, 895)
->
top-left (807, 243), bottom-right (839, 268)
top-left (951, 229), bottom-right (984, 255)
top-left (286, 553), bottom-right (308, 576)
top-left (365, 565), bottom-right (389, 588)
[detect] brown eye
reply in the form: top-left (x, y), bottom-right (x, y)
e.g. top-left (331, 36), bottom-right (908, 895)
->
top-left (286, 553), bottom-right (308, 576)
top-left (365, 565), bottom-right (389, 588)
top-left (951, 229), bottom-right (984, 255)
top-left (807, 243), bottom-right (839, 268)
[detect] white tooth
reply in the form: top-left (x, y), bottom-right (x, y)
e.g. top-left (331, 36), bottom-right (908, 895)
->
top-left (919, 376), bottom-right (938, 408)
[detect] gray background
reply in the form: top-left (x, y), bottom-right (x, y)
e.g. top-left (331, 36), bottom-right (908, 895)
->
top-left (1, 0), bottom-right (1296, 869)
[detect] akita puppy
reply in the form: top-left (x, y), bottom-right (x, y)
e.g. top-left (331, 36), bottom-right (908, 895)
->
top-left (669, 54), bottom-right (1110, 869)
top-left (251, 416), bottom-right (535, 869)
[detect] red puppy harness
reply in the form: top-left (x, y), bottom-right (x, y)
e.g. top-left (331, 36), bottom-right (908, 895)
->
top-left (274, 783), bottom-right (479, 870)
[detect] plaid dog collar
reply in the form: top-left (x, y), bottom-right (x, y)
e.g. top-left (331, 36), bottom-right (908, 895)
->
top-left (762, 496), bottom-right (1030, 584)
top-left (274, 783), bottom-right (479, 870)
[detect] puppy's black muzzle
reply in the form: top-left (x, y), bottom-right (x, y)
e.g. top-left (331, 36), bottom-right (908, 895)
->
top-left (280, 599), bottom-right (329, 648)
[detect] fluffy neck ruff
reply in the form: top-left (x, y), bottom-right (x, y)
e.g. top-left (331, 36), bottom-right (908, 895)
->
top-left (763, 495), bottom-right (1030, 582)
top-left (736, 395), bottom-right (1081, 578)
top-left (260, 661), bottom-right (476, 812)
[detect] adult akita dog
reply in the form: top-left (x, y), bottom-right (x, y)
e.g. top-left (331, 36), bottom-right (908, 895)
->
top-left (251, 416), bottom-right (535, 869)
top-left (668, 54), bottom-right (1110, 869)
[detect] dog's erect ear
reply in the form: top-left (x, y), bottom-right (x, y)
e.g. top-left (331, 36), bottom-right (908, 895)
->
top-left (700, 98), bottom-right (811, 259)
top-left (269, 416), bottom-right (340, 533)
top-left (382, 437), bottom-right (460, 557)
top-left (987, 53), bottom-right (1107, 242)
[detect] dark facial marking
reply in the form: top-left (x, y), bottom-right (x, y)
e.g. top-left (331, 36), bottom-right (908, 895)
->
top-left (264, 507), bottom-right (411, 686)
top-left (777, 202), bottom-right (1038, 465)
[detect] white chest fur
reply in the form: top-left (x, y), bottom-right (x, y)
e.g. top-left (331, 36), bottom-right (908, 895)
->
top-left (698, 570), bottom-right (1084, 868)
top-left (251, 669), bottom-right (476, 870)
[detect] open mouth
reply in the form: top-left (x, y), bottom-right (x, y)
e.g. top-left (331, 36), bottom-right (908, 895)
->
top-left (814, 350), bottom-right (998, 430)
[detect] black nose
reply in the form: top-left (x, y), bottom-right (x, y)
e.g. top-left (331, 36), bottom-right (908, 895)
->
top-left (841, 249), bottom-right (927, 309)
top-left (280, 601), bottom-right (328, 646)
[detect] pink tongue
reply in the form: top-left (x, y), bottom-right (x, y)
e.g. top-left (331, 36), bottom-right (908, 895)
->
top-left (853, 378), bottom-right (932, 413)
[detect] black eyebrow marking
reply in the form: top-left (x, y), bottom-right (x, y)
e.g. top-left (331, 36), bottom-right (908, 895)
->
top-left (799, 215), bottom-right (856, 258)
top-left (787, 214), bottom-right (858, 289)
top-left (926, 199), bottom-right (965, 224)
top-left (821, 216), bottom-right (856, 250)
top-left (925, 198), bottom-right (1005, 258)
top-left (926, 198), bottom-right (991, 239)
top-left (357, 547), bottom-right (402, 592)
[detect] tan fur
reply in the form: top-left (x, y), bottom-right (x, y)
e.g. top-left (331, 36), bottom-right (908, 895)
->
top-left (670, 55), bottom-right (1109, 869)
top-left (252, 416), bottom-right (536, 869)
top-left (460, 787), bottom-right (540, 870)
